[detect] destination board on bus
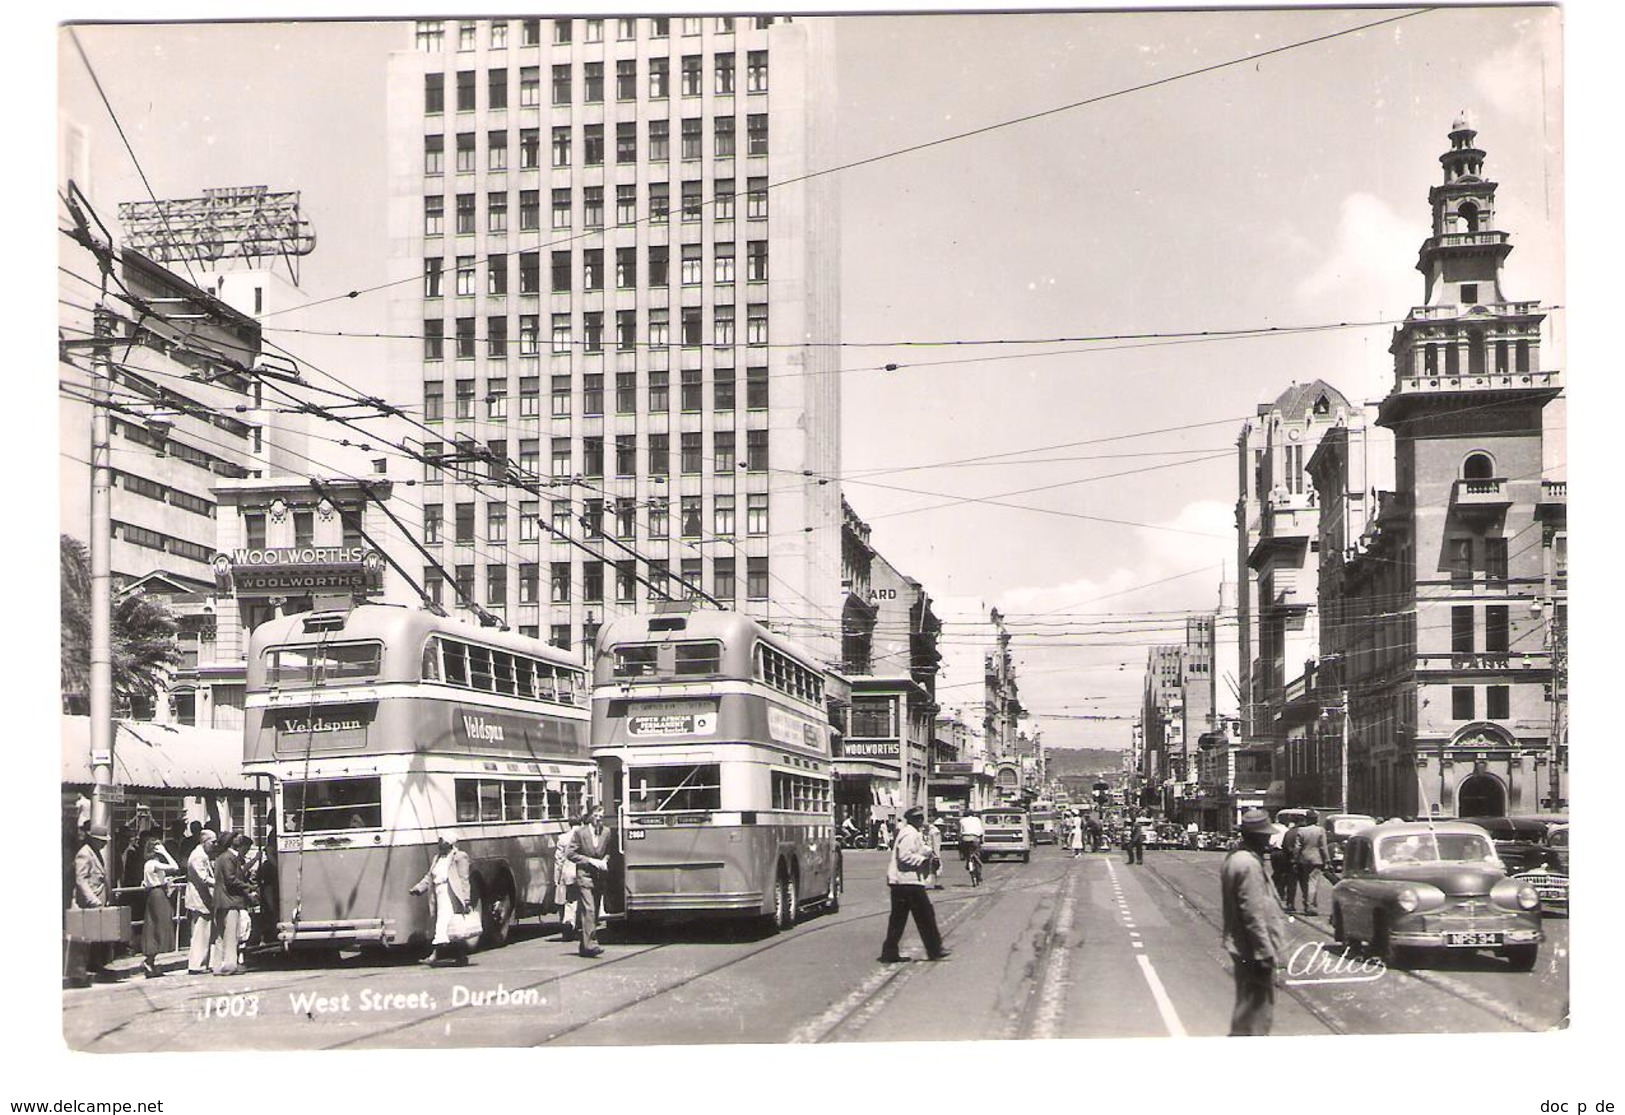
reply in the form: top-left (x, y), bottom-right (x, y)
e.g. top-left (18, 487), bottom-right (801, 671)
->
top-left (450, 705), bottom-right (587, 757)
top-left (273, 702), bottom-right (375, 752)
top-left (768, 705), bottom-right (823, 752)
top-left (625, 700), bottom-right (718, 738)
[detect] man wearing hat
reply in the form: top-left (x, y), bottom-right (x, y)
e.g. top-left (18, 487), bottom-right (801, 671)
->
top-left (65, 822), bottom-right (111, 987)
top-left (878, 806), bottom-right (949, 963)
top-left (1222, 808), bottom-right (1289, 1036)
top-left (566, 802), bottom-right (613, 959)
top-left (184, 829), bottom-right (218, 974)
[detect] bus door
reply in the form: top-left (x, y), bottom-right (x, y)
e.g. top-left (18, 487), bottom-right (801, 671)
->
top-left (597, 754), bottom-right (627, 917)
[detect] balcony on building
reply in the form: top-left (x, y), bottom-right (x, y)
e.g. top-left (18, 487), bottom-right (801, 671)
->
top-left (1536, 479), bottom-right (1567, 522)
top-left (1451, 475), bottom-right (1513, 508)
top-left (1247, 488), bottom-right (1315, 574)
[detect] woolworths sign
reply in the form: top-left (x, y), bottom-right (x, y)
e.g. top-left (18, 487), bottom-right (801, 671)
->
top-left (214, 547), bottom-right (384, 598)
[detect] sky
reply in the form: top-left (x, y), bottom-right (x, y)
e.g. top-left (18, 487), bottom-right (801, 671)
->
top-left (27, 0), bottom-right (1620, 1105)
top-left (52, 5), bottom-right (1575, 751)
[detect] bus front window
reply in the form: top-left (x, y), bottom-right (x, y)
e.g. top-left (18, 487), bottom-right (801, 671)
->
top-left (282, 776), bottom-right (382, 832)
top-left (628, 764), bottom-right (722, 812)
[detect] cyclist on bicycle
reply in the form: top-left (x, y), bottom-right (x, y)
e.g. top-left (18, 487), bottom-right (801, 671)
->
top-left (958, 811), bottom-right (984, 872)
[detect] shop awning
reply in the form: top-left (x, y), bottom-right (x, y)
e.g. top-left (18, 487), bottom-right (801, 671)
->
top-left (61, 717), bottom-right (255, 793)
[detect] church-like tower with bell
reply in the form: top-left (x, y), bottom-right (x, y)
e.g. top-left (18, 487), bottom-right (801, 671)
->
top-left (1335, 114), bottom-right (1566, 818)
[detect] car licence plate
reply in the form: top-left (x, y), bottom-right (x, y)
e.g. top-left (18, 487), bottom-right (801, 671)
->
top-left (1444, 931), bottom-right (1504, 947)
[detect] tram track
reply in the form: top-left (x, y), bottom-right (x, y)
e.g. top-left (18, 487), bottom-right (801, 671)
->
top-left (1137, 856), bottom-right (1548, 1035)
top-left (795, 855), bottom-right (1079, 1044)
top-left (321, 855), bottom-right (1065, 1048)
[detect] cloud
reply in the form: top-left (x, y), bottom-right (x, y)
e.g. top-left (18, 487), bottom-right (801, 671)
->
top-left (1294, 192), bottom-right (1419, 313)
top-left (1471, 30), bottom-right (1554, 126)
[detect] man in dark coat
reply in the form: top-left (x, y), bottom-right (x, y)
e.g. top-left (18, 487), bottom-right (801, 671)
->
top-left (210, 833), bottom-right (255, 976)
top-left (1292, 810), bottom-right (1330, 916)
top-left (1221, 809), bottom-right (1288, 1036)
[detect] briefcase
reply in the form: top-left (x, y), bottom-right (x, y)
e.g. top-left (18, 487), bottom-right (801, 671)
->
top-left (64, 905), bottom-right (131, 943)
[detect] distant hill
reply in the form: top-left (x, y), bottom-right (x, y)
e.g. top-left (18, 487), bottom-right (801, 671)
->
top-left (1045, 748), bottom-right (1129, 780)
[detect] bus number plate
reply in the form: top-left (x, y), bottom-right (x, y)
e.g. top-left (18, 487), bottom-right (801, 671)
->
top-left (627, 830), bottom-right (647, 840)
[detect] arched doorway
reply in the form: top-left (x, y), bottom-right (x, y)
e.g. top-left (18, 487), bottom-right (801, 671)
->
top-left (1456, 773), bottom-right (1507, 818)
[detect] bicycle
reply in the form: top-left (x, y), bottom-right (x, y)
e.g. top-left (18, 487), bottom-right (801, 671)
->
top-left (965, 841), bottom-right (983, 887)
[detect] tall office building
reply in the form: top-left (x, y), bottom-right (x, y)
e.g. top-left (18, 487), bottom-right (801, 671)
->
top-left (386, 15), bottom-right (842, 662)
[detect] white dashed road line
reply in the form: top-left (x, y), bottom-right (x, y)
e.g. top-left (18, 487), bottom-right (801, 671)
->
top-left (1106, 858), bottom-right (1189, 1038)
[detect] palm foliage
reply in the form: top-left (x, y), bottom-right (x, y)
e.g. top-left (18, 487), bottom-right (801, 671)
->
top-left (60, 534), bottom-right (181, 715)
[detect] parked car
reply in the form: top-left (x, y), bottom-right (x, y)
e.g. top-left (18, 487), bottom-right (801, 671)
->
top-left (1330, 821), bottom-right (1544, 971)
top-left (1464, 815), bottom-right (1565, 874)
top-left (1505, 820), bottom-right (1568, 915)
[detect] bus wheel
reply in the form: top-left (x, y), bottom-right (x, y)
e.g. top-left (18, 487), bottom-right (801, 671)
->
top-left (483, 875), bottom-right (516, 949)
top-left (773, 864), bottom-right (798, 932)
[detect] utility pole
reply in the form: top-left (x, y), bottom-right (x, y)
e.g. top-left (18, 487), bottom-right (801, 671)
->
top-left (63, 183), bottom-right (122, 887)
top-left (1340, 687), bottom-right (1350, 814)
top-left (89, 304), bottom-right (118, 888)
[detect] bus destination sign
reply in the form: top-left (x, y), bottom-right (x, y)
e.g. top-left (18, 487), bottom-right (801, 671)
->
top-left (627, 701), bottom-right (718, 739)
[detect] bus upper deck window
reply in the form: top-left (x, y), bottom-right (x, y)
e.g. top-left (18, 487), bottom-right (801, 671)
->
top-left (514, 657), bottom-right (536, 698)
top-left (468, 645), bottom-right (495, 691)
top-left (443, 641), bottom-right (469, 687)
top-left (421, 638), bottom-right (442, 682)
top-left (534, 666), bottom-right (557, 702)
top-left (557, 670), bottom-right (579, 705)
top-left (674, 641), bottom-right (722, 676)
top-left (325, 643), bottom-right (382, 681)
top-left (492, 650), bottom-right (517, 695)
top-left (614, 645), bottom-right (660, 678)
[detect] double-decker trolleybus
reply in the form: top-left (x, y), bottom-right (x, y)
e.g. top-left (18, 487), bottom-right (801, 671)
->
top-left (590, 608), bottom-right (843, 931)
top-left (245, 604), bottom-right (594, 955)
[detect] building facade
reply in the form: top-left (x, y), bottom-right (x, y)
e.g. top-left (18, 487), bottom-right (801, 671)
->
top-left (386, 16), bottom-right (842, 663)
top-left (1308, 117), bottom-right (1565, 819)
top-left (1237, 380), bottom-right (1356, 744)
top-left (830, 504), bottom-right (944, 826)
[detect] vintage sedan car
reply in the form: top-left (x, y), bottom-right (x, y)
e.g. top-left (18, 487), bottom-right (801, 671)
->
top-left (1512, 822), bottom-right (1568, 914)
top-left (1465, 816), bottom-right (1564, 874)
top-left (1330, 821), bottom-right (1544, 971)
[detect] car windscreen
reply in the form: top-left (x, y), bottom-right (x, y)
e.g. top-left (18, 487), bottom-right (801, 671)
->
top-left (1376, 831), bottom-right (1498, 865)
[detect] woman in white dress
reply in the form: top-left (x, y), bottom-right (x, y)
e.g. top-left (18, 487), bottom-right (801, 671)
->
top-left (409, 833), bottom-right (473, 965)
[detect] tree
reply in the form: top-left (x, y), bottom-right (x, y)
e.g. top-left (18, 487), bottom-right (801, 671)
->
top-left (60, 534), bottom-right (182, 716)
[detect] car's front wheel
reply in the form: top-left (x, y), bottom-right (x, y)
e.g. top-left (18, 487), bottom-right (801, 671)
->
top-left (1374, 916), bottom-right (1412, 969)
top-left (1331, 905), bottom-right (1347, 945)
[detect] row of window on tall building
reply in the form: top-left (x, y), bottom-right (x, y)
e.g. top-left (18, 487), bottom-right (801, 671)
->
top-left (424, 118), bottom-right (769, 174)
top-left (423, 178), bottom-right (769, 237)
top-left (424, 52), bottom-right (770, 112)
top-left (423, 368), bottom-right (770, 420)
top-left (423, 306), bottom-right (772, 357)
top-left (421, 555), bottom-right (773, 626)
top-left (425, 491), bottom-right (772, 548)
top-left (427, 242), bottom-right (768, 298)
top-left (416, 17), bottom-right (785, 55)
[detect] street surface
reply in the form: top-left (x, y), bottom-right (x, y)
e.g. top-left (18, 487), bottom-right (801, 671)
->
top-left (63, 845), bottom-right (1567, 1051)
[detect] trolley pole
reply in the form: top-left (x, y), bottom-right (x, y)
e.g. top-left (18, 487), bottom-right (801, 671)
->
top-left (89, 304), bottom-right (118, 886)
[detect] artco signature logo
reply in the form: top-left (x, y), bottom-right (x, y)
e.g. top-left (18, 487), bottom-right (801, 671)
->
top-left (1282, 940), bottom-right (1387, 986)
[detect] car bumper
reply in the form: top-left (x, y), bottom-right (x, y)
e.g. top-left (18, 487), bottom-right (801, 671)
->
top-left (1391, 912), bottom-right (1544, 949)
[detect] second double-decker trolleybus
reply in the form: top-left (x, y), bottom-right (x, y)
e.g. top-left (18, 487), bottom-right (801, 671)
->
top-left (245, 604), bottom-right (594, 954)
top-left (591, 608), bottom-right (843, 930)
